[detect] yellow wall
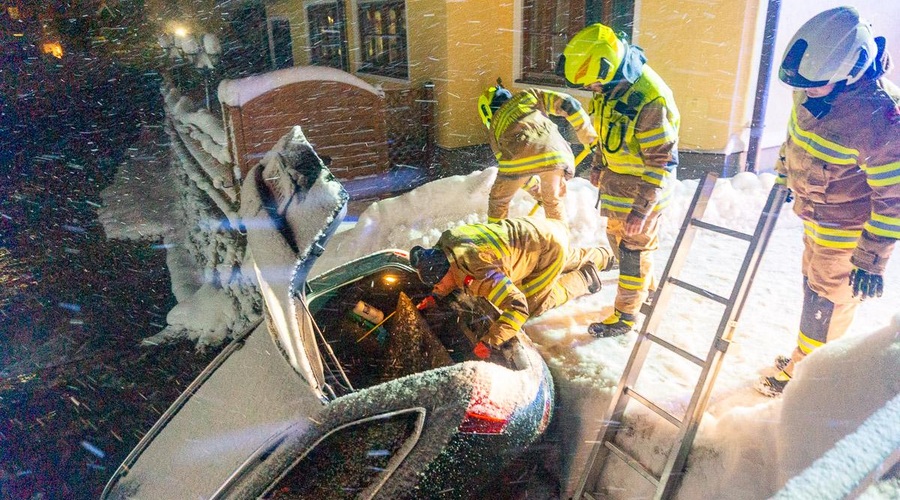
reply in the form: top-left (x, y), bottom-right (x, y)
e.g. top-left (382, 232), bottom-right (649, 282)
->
top-left (267, 1), bottom-right (312, 66)
top-left (441, 2), bottom-right (514, 148)
top-left (635, 0), bottom-right (762, 151)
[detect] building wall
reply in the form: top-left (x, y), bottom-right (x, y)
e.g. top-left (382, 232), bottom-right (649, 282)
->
top-left (634, 0), bottom-right (762, 153)
top-left (441, 2), bottom-right (514, 148)
top-left (182, 0), bottom-right (899, 164)
top-left (265, 0), bottom-right (310, 66)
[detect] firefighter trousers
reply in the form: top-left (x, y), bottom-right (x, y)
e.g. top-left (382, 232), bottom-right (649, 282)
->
top-left (488, 169), bottom-right (568, 223)
top-left (529, 245), bottom-right (615, 316)
top-left (784, 233), bottom-right (860, 377)
top-left (605, 215), bottom-right (661, 316)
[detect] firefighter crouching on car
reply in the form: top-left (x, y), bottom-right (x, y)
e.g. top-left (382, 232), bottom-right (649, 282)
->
top-left (409, 217), bottom-right (616, 359)
top-left (558, 23), bottom-right (680, 338)
top-left (478, 80), bottom-right (598, 224)
top-left (757, 7), bottom-right (900, 397)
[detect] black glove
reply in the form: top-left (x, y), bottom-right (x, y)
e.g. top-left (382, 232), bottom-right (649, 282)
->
top-left (849, 268), bottom-right (884, 299)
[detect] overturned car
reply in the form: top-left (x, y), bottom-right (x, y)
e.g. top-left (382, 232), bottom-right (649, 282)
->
top-left (101, 127), bottom-right (555, 499)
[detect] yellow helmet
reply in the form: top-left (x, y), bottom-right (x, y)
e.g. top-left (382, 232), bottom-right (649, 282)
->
top-left (477, 80), bottom-right (513, 128)
top-left (558, 24), bottom-right (627, 88)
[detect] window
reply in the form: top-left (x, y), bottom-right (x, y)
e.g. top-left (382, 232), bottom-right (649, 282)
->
top-left (307, 2), bottom-right (349, 71)
top-left (268, 17), bottom-right (294, 70)
top-left (263, 410), bottom-right (424, 497)
top-left (357, 0), bottom-right (408, 79)
top-left (521, 0), bottom-right (635, 86)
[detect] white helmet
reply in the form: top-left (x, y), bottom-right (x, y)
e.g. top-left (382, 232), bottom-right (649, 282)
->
top-left (779, 6), bottom-right (877, 88)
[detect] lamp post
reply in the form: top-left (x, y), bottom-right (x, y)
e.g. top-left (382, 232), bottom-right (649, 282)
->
top-left (158, 29), bottom-right (222, 110)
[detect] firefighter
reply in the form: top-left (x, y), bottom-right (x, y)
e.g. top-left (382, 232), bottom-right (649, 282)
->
top-left (557, 24), bottom-right (680, 338)
top-left (478, 80), bottom-right (598, 223)
top-left (409, 217), bottom-right (616, 358)
top-left (757, 7), bottom-right (900, 397)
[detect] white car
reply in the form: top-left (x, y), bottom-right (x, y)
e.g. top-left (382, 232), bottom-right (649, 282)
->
top-left (101, 127), bottom-right (555, 499)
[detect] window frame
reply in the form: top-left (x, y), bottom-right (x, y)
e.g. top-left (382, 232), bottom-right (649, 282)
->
top-left (305, 0), bottom-right (350, 71)
top-left (355, 0), bottom-right (409, 80)
top-left (517, 0), bottom-right (636, 87)
top-left (260, 408), bottom-right (426, 497)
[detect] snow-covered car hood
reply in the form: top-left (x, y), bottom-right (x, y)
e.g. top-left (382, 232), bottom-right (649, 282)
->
top-left (239, 126), bottom-right (349, 398)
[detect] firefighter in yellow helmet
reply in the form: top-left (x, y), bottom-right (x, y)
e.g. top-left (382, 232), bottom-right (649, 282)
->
top-left (558, 24), bottom-right (680, 338)
top-left (409, 217), bottom-right (616, 358)
top-left (756, 7), bottom-right (900, 397)
top-left (477, 80), bottom-right (598, 223)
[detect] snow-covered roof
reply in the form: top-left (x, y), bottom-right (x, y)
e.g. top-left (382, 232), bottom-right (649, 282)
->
top-left (217, 66), bottom-right (384, 108)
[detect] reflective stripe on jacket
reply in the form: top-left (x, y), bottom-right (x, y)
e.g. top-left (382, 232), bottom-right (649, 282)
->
top-left (434, 217), bottom-right (570, 345)
top-left (590, 65), bottom-right (680, 218)
top-left (490, 88), bottom-right (597, 176)
top-left (776, 77), bottom-right (900, 274)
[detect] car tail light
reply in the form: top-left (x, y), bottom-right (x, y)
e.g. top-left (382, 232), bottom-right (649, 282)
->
top-left (459, 394), bottom-right (511, 435)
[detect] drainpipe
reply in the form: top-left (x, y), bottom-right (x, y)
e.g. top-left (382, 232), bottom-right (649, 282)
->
top-left (745, 0), bottom-right (782, 173)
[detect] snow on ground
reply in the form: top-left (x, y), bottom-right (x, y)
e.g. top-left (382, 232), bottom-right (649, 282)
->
top-left (313, 168), bottom-right (900, 498)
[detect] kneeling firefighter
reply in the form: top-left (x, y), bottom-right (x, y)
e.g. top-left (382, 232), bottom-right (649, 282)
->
top-left (410, 217), bottom-right (616, 359)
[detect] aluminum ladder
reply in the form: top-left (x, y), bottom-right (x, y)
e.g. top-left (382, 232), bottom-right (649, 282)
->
top-left (574, 171), bottom-right (790, 499)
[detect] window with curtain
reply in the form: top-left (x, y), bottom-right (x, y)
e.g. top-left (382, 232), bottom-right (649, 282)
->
top-left (357, 0), bottom-right (408, 79)
top-left (307, 2), bottom-right (349, 71)
top-left (521, 0), bottom-right (635, 86)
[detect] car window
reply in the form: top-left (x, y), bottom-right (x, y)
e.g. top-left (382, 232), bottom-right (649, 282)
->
top-left (263, 409), bottom-right (425, 499)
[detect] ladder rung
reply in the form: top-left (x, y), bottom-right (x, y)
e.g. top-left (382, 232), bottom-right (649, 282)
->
top-left (646, 332), bottom-right (705, 366)
top-left (690, 218), bottom-right (753, 241)
top-left (624, 386), bottom-right (682, 427)
top-left (668, 277), bottom-right (728, 305)
top-left (605, 440), bottom-right (661, 487)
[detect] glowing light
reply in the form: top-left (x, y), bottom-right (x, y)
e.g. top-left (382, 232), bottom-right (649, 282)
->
top-left (173, 25), bottom-right (189, 38)
top-left (383, 275), bottom-right (398, 285)
top-left (42, 42), bottom-right (63, 59)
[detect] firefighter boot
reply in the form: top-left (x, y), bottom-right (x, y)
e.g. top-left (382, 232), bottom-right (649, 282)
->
top-left (774, 355), bottom-right (791, 372)
top-left (588, 309), bottom-right (636, 338)
top-left (579, 263), bottom-right (603, 294)
top-left (756, 370), bottom-right (791, 397)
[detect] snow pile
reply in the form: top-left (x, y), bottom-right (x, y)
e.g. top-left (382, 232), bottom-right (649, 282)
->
top-left (163, 87), bottom-right (230, 165)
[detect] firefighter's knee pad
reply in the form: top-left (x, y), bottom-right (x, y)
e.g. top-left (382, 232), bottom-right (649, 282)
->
top-left (799, 281), bottom-right (834, 348)
top-left (618, 244), bottom-right (642, 278)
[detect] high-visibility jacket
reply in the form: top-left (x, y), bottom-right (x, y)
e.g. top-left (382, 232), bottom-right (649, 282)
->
top-left (775, 76), bottom-right (900, 275)
top-left (432, 217), bottom-right (571, 346)
top-left (489, 88), bottom-right (597, 177)
top-left (590, 66), bottom-right (680, 219)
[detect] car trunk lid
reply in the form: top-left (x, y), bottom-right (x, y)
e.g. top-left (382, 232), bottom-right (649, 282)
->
top-left (239, 126), bottom-right (349, 398)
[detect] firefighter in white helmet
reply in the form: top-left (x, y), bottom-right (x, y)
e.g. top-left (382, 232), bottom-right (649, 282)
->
top-left (558, 24), bottom-right (680, 338)
top-left (757, 6), bottom-right (900, 397)
top-left (477, 79), bottom-right (598, 223)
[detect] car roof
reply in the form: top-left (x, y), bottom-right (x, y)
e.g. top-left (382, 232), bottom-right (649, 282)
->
top-left (103, 320), bottom-right (325, 498)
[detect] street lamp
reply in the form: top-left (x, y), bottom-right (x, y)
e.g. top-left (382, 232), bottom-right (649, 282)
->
top-left (158, 29), bottom-right (222, 110)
